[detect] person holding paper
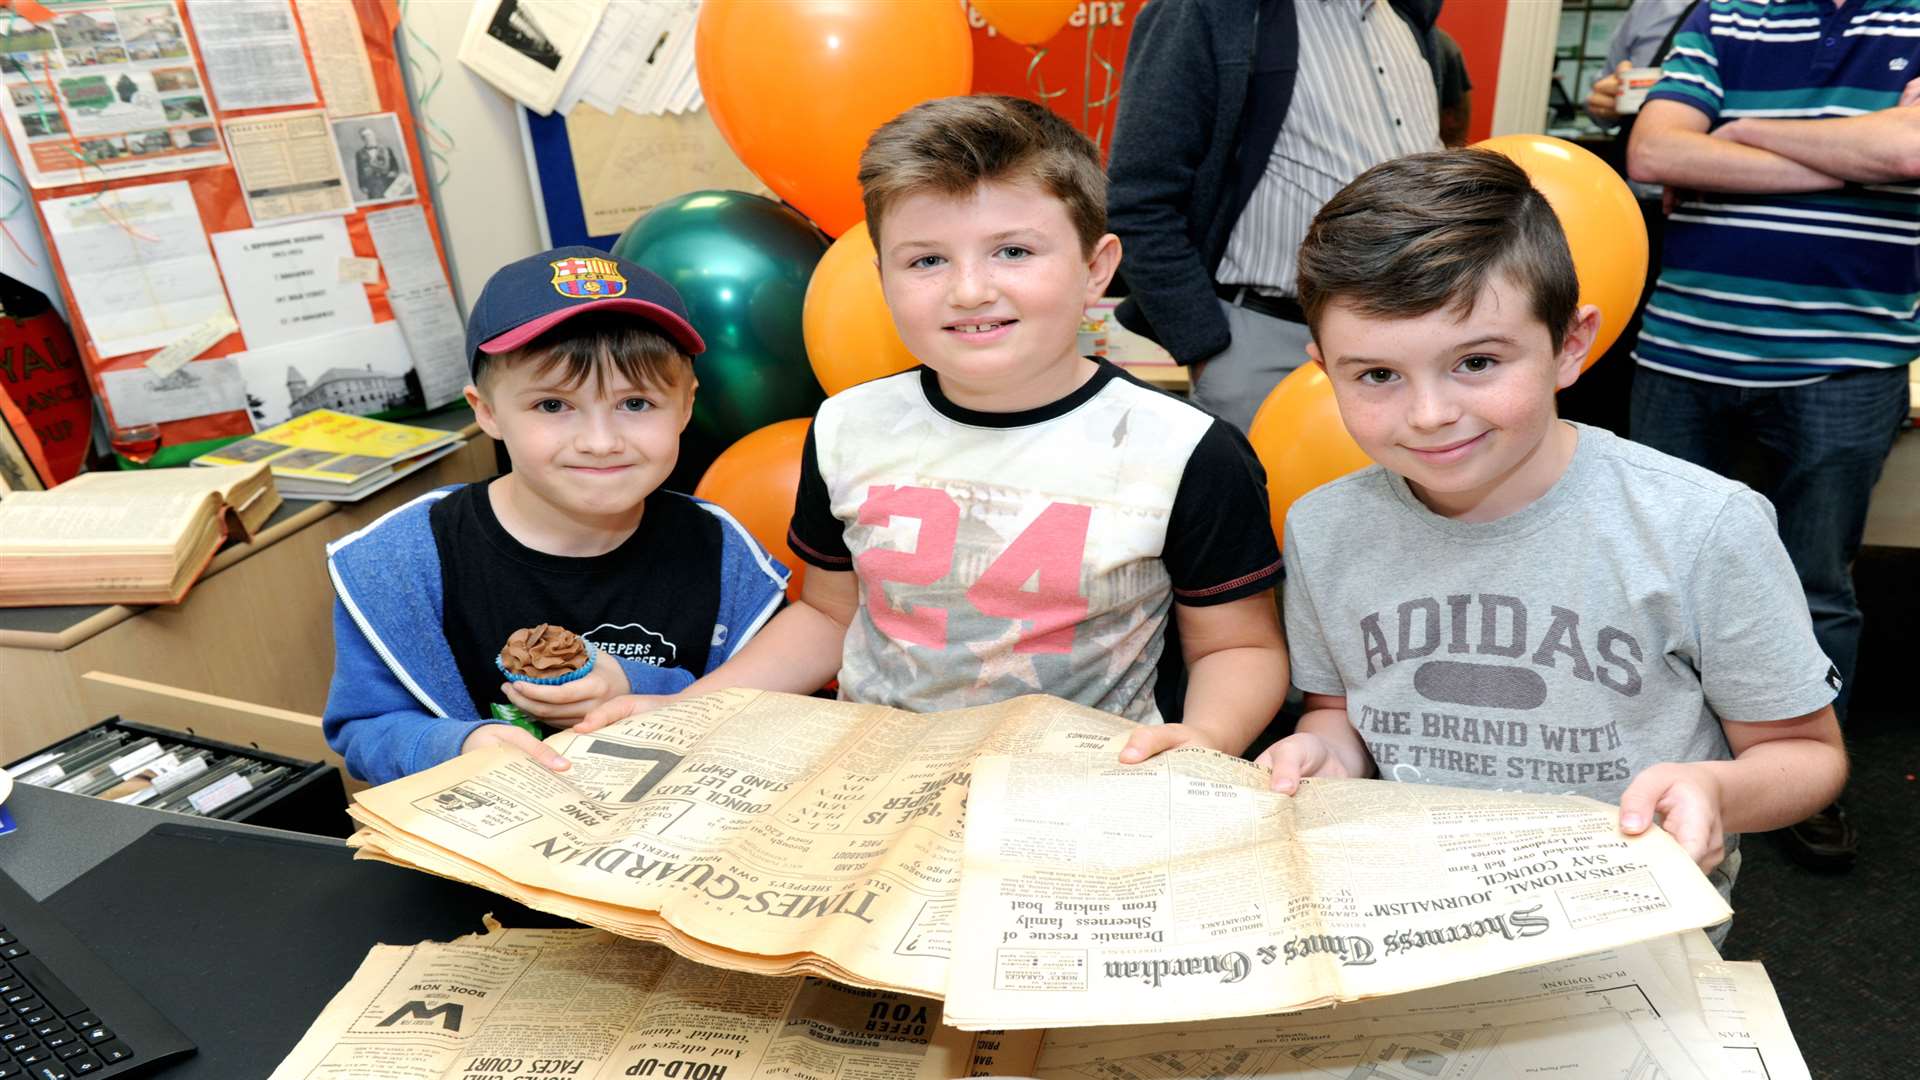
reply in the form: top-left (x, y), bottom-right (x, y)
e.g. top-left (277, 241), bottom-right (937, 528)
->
top-left (1247, 151), bottom-right (1847, 941)
top-left (580, 96), bottom-right (1290, 758)
top-left (321, 248), bottom-right (789, 785)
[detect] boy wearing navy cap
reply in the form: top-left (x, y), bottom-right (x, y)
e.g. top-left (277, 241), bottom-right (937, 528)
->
top-left (322, 246), bottom-right (789, 785)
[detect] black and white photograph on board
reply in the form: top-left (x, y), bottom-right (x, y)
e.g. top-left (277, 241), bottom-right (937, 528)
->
top-left (329, 112), bottom-right (416, 207)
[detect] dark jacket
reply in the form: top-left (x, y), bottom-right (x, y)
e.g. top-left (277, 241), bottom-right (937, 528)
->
top-left (1106, 0), bottom-right (1440, 364)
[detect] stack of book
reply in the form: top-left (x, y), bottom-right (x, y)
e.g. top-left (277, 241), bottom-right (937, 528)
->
top-left (0, 463), bottom-right (278, 606)
top-left (194, 409), bottom-right (461, 501)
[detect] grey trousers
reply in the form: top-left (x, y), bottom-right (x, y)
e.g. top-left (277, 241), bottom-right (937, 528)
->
top-left (1189, 298), bottom-right (1316, 433)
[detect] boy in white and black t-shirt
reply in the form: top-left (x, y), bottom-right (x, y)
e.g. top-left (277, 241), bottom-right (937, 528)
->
top-left (1263, 150), bottom-right (1846, 926)
top-left (584, 96), bottom-right (1288, 760)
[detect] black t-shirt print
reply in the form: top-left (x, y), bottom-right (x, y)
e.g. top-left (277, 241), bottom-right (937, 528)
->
top-left (430, 481), bottom-right (722, 718)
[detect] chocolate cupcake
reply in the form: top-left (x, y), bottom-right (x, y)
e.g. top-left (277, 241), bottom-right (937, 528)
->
top-left (496, 624), bottom-right (597, 685)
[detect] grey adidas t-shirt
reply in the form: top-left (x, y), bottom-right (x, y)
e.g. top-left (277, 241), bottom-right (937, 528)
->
top-left (1284, 424), bottom-right (1837, 901)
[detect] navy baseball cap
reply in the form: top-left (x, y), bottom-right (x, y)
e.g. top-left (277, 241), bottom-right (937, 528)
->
top-left (464, 245), bottom-right (706, 377)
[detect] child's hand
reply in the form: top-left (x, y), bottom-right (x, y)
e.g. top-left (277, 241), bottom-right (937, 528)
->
top-left (1117, 724), bottom-right (1232, 765)
top-left (462, 722), bottom-right (570, 772)
top-left (1618, 762), bottom-right (1726, 875)
top-left (1254, 732), bottom-right (1352, 794)
top-left (573, 692), bottom-right (677, 734)
top-left (500, 660), bottom-right (633, 726)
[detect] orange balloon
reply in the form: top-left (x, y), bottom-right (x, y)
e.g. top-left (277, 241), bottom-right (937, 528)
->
top-left (804, 222), bottom-right (920, 395)
top-left (695, 419), bottom-right (812, 601)
top-left (973, 0), bottom-right (1079, 45)
top-left (696, 0), bottom-right (973, 237)
top-left (1474, 134), bottom-right (1648, 371)
top-left (1247, 365), bottom-right (1375, 537)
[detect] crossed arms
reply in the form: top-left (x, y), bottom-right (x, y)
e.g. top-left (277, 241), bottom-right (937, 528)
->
top-left (1627, 84), bottom-right (1920, 194)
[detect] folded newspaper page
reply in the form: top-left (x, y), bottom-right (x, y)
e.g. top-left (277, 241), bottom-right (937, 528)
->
top-left (1678, 933), bottom-right (1812, 1080)
top-left (1031, 931), bottom-right (1807, 1078)
top-left (267, 925), bottom-right (1041, 1080)
top-left (350, 690), bottom-right (1729, 1023)
top-left (944, 746), bottom-right (1732, 1028)
top-left (348, 689), bottom-right (1142, 997)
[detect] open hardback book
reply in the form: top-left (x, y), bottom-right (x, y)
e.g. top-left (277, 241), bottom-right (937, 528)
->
top-left (0, 463), bottom-right (278, 606)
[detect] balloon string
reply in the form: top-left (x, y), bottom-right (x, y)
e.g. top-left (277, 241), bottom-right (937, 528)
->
top-left (1086, 34), bottom-right (1118, 152)
top-left (1026, 45), bottom-right (1065, 102)
top-left (1079, 11), bottom-right (1094, 133)
top-left (0, 168), bottom-right (28, 261)
top-left (398, 0), bottom-right (456, 187)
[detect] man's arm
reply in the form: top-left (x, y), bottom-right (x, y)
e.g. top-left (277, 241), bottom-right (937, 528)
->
top-left (574, 569), bottom-right (856, 731)
top-left (1618, 704), bottom-right (1847, 873)
top-left (1712, 105), bottom-right (1920, 186)
top-left (1119, 591), bottom-right (1290, 762)
top-left (1627, 99), bottom-right (1843, 192)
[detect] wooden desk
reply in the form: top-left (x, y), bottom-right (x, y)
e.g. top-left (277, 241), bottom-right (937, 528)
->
top-left (0, 412), bottom-right (495, 762)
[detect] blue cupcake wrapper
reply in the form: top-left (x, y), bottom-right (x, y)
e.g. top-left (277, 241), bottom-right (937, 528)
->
top-left (496, 640), bottom-right (598, 685)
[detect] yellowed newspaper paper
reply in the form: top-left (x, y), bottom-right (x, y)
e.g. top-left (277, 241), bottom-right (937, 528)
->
top-left (564, 105), bottom-right (765, 237)
top-left (944, 746), bottom-right (1732, 1028)
top-left (351, 692), bottom-right (1729, 1028)
top-left (348, 690), bottom-right (1142, 997)
top-left (223, 108), bottom-right (352, 225)
top-left (1679, 932), bottom-right (1812, 1079)
top-left (1028, 933), bottom-right (1809, 1078)
top-left (1031, 932), bottom-right (1814, 1078)
top-left (293, 0), bottom-right (381, 117)
top-left (267, 926), bottom-right (1040, 1080)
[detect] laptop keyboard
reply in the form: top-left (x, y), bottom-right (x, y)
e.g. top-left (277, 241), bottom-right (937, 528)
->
top-left (0, 942), bottom-right (135, 1078)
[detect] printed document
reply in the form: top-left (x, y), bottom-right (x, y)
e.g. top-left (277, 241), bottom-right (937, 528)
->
top-left (347, 690), bottom-right (1730, 1027)
top-left (456, 0), bottom-right (608, 116)
top-left (184, 0), bottom-right (316, 111)
top-left (211, 217), bottom-right (372, 349)
top-left (223, 107), bottom-right (352, 225)
top-left (945, 747), bottom-right (1729, 1028)
top-left (292, 0), bottom-right (380, 118)
top-left (40, 179), bottom-right (232, 358)
top-left (365, 203), bottom-right (465, 407)
top-left (0, 0), bottom-right (228, 188)
top-left (269, 924), bottom-right (1040, 1080)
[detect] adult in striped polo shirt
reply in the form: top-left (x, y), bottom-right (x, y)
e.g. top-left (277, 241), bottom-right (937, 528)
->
top-left (1626, 0), bottom-right (1920, 870)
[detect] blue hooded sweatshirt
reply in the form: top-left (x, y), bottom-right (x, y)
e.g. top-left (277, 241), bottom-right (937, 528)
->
top-left (323, 486), bottom-right (788, 785)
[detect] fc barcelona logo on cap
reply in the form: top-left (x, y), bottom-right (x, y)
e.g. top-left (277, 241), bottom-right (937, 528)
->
top-left (549, 256), bottom-right (628, 300)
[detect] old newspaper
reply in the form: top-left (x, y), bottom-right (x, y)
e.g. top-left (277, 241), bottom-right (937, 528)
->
top-left (349, 690), bottom-right (1140, 997)
top-left (349, 690), bottom-right (1729, 1025)
top-left (945, 747), bottom-right (1730, 1027)
top-left (1031, 930), bottom-right (1809, 1078)
top-left (267, 924), bottom-right (1040, 1080)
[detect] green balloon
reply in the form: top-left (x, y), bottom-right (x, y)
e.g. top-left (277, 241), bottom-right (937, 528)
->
top-left (612, 191), bottom-right (828, 467)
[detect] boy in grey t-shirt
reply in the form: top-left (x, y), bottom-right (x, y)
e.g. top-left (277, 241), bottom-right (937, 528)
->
top-left (1263, 150), bottom-right (1846, 909)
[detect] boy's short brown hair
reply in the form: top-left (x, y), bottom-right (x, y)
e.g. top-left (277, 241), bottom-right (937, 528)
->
top-left (473, 311), bottom-right (693, 398)
top-left (1296, 149), bottom-right (1581, 350)
top-left (858, 94), bottom-right (1107, 254)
